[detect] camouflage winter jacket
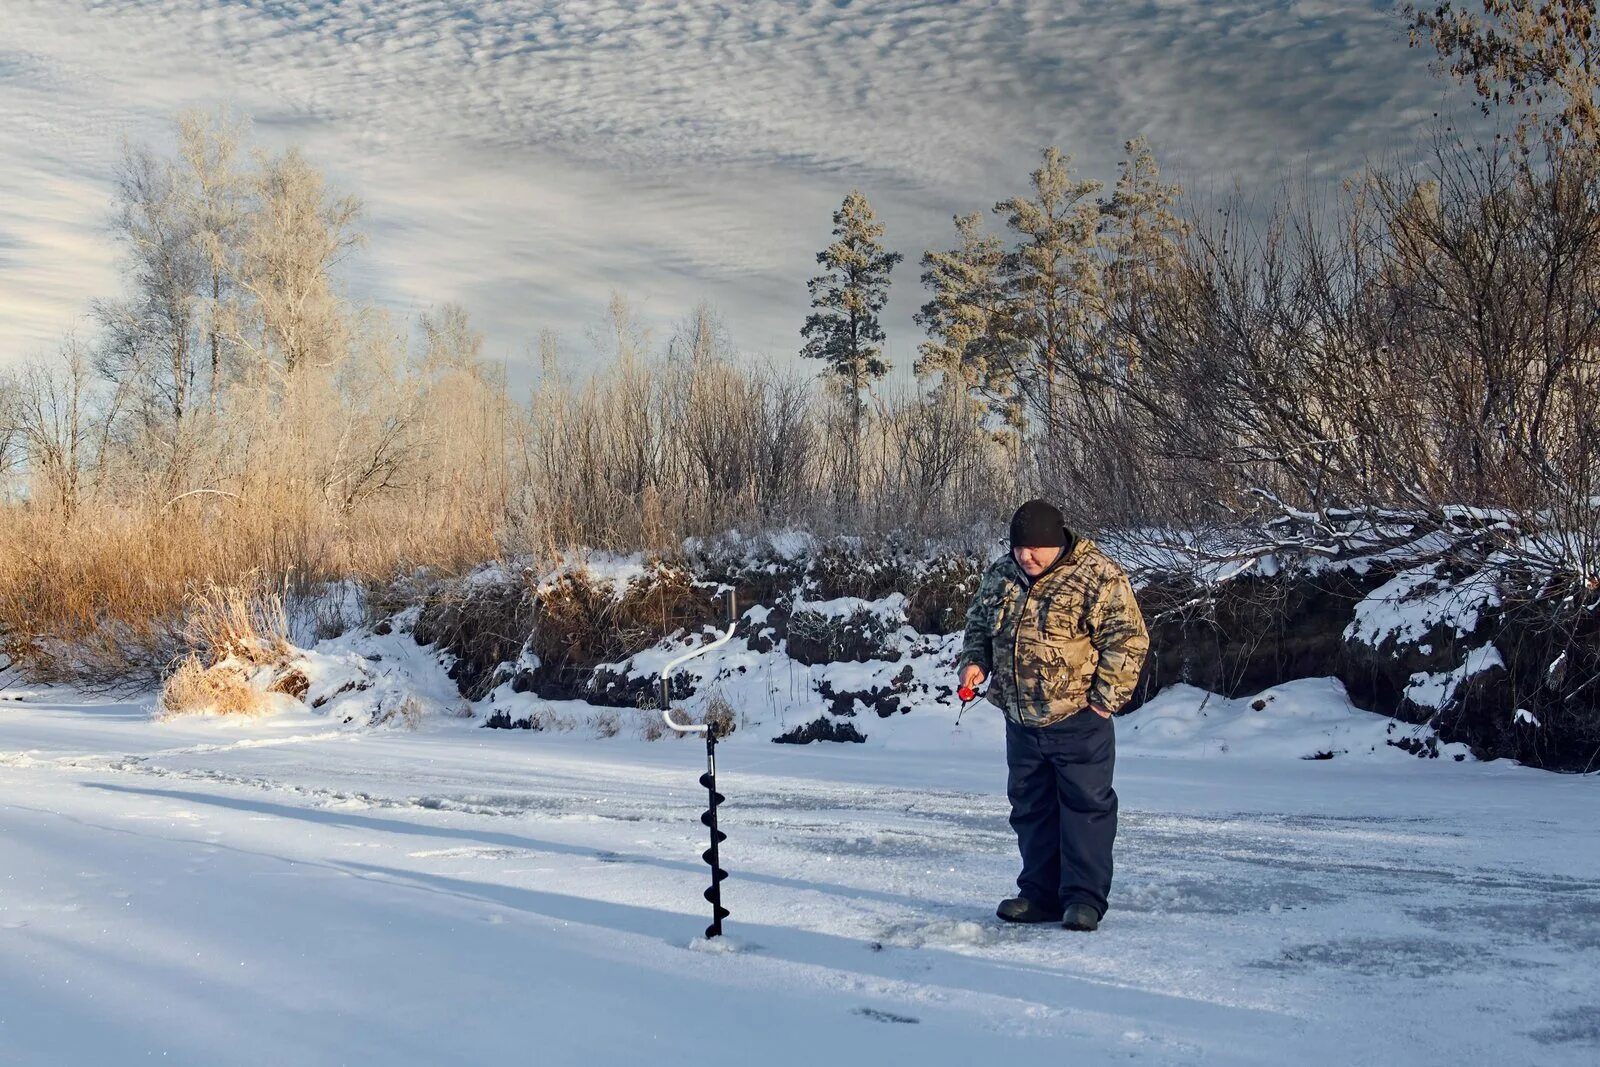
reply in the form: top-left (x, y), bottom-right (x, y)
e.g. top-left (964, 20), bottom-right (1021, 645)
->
top-left (956, 536), bottom-right (1149, 727)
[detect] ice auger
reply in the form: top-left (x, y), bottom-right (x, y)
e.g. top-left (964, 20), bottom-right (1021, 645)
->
top-left (658, 589), bottom-right (738, 939)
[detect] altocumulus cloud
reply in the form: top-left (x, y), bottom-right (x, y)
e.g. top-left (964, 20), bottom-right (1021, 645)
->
top-left (1, 0), bottom-right (1464, 376)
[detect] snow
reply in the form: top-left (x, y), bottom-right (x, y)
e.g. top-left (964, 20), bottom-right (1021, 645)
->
top-left (1116, 678), bottom-right (1467, 760)
top-left (1344, 562), bottom-right (1500, 648)
top-left (3, 669), bottom-right (1597, 1064)
top-left (286, 579), bottom-right (367, 647)
top-left (531, 550), bottom-right (654, 597)
top-left (758, 528), bottom-right (819, 561)
top-left (790, 592), bottom-right (909, 622)
top-left (1404, 643), bottom-right (1505, 711)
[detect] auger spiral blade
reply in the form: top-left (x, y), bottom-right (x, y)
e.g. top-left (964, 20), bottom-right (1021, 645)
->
top-left (656, 588), bottom-right (740, 938)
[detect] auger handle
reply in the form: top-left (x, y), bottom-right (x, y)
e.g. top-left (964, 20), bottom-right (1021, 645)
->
top-left (659, 588), bottom-right (738, 733)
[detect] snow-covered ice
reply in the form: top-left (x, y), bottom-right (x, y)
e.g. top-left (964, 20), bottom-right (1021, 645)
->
top-left (1, 684), bottom-right (1596, 1065)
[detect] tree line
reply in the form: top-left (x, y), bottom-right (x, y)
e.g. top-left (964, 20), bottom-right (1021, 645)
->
top-left (4, 1), bottom-right (1600, 684)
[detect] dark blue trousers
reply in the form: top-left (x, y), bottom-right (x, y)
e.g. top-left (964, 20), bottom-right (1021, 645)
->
top-left (1005, 713), bottom-right (1117, 918)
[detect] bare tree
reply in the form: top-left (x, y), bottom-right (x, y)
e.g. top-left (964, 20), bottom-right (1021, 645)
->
top-left (176, 110), bottom-right (249, 403)
top-left (0, 371), bottom-right (21, 490)
top-left (11, 342), bottom-right (101, 517)
top-left (93, 140), bottom-right (205, 488)
top-left (237, 147), bottom-right (363, 376)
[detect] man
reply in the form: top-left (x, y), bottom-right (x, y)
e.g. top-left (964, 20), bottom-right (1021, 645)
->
top-left (956, 498), bottom-right (1149, 931)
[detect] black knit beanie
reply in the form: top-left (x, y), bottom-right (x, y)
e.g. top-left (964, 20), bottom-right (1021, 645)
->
top-left (1009, 498), bottom-right (1070, 548)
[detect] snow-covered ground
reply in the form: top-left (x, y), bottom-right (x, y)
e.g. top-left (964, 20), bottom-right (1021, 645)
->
top-left (2, 679), bottom-right (1596, 1066)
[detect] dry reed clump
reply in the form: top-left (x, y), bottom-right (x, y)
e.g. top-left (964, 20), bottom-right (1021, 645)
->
top-left (156, 654), bottom-right (275, 720)
top-left (0, 507), bottom-right (229, 688)
top-left (180, 576), bottom-right (294, 667)
top-left (155, 575), bottom-right (297, 720)
top-left (700, 691), bottom-right (737, 735)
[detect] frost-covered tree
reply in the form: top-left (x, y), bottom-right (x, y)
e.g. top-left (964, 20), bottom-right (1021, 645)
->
top-left (91, 112), bottom-right (250, 483)
top-left (1099, 136), bottom-right (1188, 381)
top-left (801, 190), bottom-right (902, 496)
top-left (92, 138), bottom-right (207, 485)
top-left (240, 147), bottom-right (363, 376)
top-left (176, 111), bottom-right (249, 404)
top-left (1406, 0), bottom-right (1600, 146)
top-left (915, 212), bottom-right (1025, 436)
top-left (994, 147), bottom-right (1105, 434)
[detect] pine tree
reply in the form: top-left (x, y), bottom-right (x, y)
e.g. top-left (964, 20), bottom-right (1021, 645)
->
top-left (915, 212), bottom-right (1026, 438)
top-left (801, 190), bottom-right (902, 497)
top-left (1099, 136), bottom-right (1188, 381)
top-left (993, 147), bottom-right (1105, 435)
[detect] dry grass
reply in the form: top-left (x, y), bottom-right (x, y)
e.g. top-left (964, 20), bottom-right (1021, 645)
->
top-left (0, 507), bottom-right (232, 686)
top-left (700, 691), bottom-right (737, 735)
top-left (156, 655), bottom-right (274, 719)
top-left (370, 692), bottom-right (424, 730)
top-left (181, 575), bottom-right (293, 666)
top-left (0, 497), bottom-right (497, 688)
top-left (155, 575), bottom-right (297, 719)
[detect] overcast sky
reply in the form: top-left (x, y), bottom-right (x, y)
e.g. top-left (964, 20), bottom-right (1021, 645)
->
top-left (1, 0), bottom-right (1469, 385)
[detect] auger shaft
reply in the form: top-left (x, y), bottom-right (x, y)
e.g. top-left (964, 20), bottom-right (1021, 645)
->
top-left (658, 587), bottom-right (738, 938)
top-left (699, 726), bottom-right (729, 938)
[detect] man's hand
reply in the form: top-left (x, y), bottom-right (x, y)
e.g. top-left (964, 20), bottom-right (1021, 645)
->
top-left (960, 663), bottom-right (986, 691)
top-left (1090, 704), bottom-right (1112, 719)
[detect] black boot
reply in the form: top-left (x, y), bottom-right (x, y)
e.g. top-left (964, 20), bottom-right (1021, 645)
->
top-left (1062, 902), bottom-right (1100, 931)
top-left (997, 897), bottom-right (1063, 924)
